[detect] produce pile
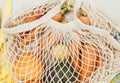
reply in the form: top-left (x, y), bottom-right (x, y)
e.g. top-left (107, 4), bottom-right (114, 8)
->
top-left (2, 0), bottom-right (120, 83)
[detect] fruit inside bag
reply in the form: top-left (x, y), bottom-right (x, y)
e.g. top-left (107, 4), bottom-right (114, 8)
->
top-left (74, 0), bottom-right (120, 44)
top-left (3, 0), bottom-right (120, 83)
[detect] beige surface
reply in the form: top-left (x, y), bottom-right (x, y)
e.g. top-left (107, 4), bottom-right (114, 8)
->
top-left (95, 0), bottom-right (120, 22)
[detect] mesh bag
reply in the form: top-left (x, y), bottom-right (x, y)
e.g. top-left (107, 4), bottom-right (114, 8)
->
top-left (74, 0), bottom-right (120, 44)
top-left (2, 0), bottom-right (120, 83)
top-left (73, 0), bottom-right (120, 82)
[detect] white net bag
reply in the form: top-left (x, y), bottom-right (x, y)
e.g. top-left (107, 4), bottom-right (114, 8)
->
top-left (2, 0), bottom-right (120, 83)
top-left (74, 0), bottom-right (120, 44)
top-left (73, 0), bottom-right (120, 82)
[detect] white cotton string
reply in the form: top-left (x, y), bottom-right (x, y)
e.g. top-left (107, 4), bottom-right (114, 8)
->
top-left (89, 0), bottom-right (120, 31)
top-left (2, 0), bottom-right (66, 33)
top-left (73, 0), bottom-right (85, 27)
top-left (73, 0), bottom-right (120, 51)
top-left (2, 4), bottom-right (60, 33)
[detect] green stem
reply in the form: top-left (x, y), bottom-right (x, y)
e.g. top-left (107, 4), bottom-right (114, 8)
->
top-left (60, 7), bottom-right (68, 15)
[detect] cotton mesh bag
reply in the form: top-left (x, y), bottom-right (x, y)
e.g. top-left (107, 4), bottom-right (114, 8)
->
top-left (74, 0), bottom-right (120, 45)
top-left (2, 0), bottom-right (120, 83)
top-left (73, 0), bottom-right (120, 82)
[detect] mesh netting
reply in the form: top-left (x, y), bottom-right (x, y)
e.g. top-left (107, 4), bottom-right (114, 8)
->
top-left (4, 0), bottom-right (62, 29)
top-left (4, 24), bottom-right (120, 83)
top-left (75, 0), bottom-right (120, 44)
top-left (2, 0), bottom-right (120, 83)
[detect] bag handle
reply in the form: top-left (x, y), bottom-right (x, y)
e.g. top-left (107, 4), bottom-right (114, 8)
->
top-left (73, 0), bottom-right (120, 51)
top-left (3, 0), bottom-right (65, 33)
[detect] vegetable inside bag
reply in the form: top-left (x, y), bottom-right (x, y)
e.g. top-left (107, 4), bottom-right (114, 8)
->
top-left (74, 0), bottom-right (120, 44)
top-left (73, 0), bottom-right (120, 83)
top-left (3, 0), bottom-right (120, 83)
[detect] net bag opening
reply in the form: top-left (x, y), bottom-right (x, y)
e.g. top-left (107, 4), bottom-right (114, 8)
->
top-left (3, 0), bottom-right (120, 83)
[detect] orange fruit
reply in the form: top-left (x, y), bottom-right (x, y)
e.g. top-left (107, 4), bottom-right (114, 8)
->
top-left (13, 53), bottom-right (44, 80)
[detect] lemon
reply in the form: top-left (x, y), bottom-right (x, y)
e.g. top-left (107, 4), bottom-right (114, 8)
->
top-left (52, 44), bottom-right (69, 61)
